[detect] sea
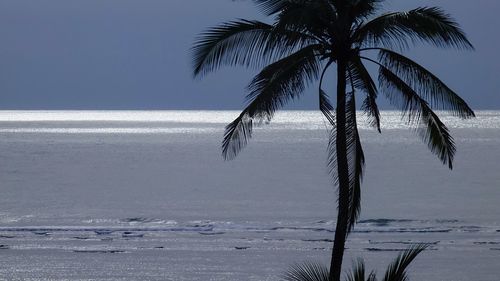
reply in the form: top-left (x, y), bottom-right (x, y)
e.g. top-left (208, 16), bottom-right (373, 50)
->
top-left (0, 110), bottom-right (499, 281)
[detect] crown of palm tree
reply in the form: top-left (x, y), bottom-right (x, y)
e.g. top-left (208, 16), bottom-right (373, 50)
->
top-left (192, 1), bottom-right (473, 280)
top-left (192, 0), bottom-right (473, 227)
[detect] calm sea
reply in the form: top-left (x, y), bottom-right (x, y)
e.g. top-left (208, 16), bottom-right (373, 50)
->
top-left (0, 111), bottom-right (499, 281)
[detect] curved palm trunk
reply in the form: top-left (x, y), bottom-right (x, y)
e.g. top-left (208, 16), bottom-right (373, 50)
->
top-left (329, 59), bottom-right (350, 281)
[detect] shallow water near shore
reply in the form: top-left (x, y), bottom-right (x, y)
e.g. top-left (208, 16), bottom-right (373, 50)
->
top-left (0, 110), bottom-right (499, 280)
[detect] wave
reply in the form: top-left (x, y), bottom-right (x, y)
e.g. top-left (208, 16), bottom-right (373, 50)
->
top-left (357, 218), bottom-right (460, 226)
top-left (73, 250), bottom-right (125, 254)
top-left (473, 242), bottom-right (500, 245)
top-left (0, 127), bottom-right (219, 134)
top-left (354, 228), bottom-right (452, 233)
top-left (357, 219), bottom-right (415, 226)
top-left (0, 218), bottom-right (496, 237)
top-left (365, 247), bottom-right (437, 252)
top-left (365, 248), bottom-right (406, 252)
top-left (302, 239), bottom-right (334, 243)
top-left (369, 240), bottom-right (440, 245)
top-left (0, 226), bottom-right (213, 233)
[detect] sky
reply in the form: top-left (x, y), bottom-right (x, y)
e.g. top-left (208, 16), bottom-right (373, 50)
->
top-left (0, 0), bottom-right (498, 110)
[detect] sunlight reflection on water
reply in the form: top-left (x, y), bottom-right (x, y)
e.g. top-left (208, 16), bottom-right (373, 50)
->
top-left (0, 111), bottom-right (499, 134)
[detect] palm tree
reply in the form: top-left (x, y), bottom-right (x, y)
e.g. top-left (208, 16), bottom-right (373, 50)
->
top-left (192, 1), bottom-right (474, 280)
top-left (283, 244), bottom-right (428, 281)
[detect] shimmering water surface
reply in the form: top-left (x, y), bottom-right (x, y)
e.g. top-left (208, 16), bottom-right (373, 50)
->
top-left (0, 111), bottom-right (499, 281)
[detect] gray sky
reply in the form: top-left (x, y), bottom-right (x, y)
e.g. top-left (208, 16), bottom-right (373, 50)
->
top-left (0, 0), bottom-right (498, 109)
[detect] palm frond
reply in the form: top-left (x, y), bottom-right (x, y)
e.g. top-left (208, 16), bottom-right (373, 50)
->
top-left (355, 7), bottom-right (474, 50)
top-left (346, 259), bottom-right (366, 281)
top-left (319, 60), bottom-right (335, 126)
top-left (367, 271), bottom-right (378, 281)
top-left (327, 92), bottom-right (365, 231)
top-left (274, 0), bottom-right (336, 40)
top-left (378, 49), bottom-right (475, 119)
top-left (379, 66), bottom-right (456, 169)
top-left (253, 0), bottom-right (289, 16)
top-left (254, 0), bottom-right (336, 18)
top-left (192, 20), bottom-right (271, 76)
top-left (282, 261), bottom-right (329, 281)
top-left (348, 0), bottom-right (383, 21)
top-left (382, 244), bottom-right (428, 281)
top-left (320, 89), bottom-right (336, 126)
top-left (348, 57), bottom-right (381, 132)
top-left (222, 44), bottom-right (322, 160)
top-left (345, 92), bottom-right (365, 230)
top-left (192, 19), bottom-right (315, 77)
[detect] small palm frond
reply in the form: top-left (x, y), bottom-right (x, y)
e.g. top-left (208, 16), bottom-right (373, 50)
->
top-left (192, 19), bottom-right (315, 77)
top-left (378, 49), bottom-right (475, 119)
top-left (355, 7), bottom-right (474, 50)
top-left (274, 0), bottom-right (336, 40)
top-left (327, 92), bottom-right (365, 231)
top-left (253, 0), bottom-right (289, 16)
top-left (319, 60), bottom-right (335, 126)
top-left (222, 115), bottom-right (254, 161)
top-left (254, 0), bottom-right (336, 18)
top-left (382, 244), bottom-right (428, 281)
top-left (345, 244), bottom-right (425, 281)
top-left (320, 89), bottom-right (336, 126)
top-left (283, 245), bottom-right (425, 281)
top-left (244, 44), bottom-right (322, 115)
top-left (348, 57), bottom-right (381, 132)
top-left (379, 66), bottom-right (456, 169)
top-left (192, 20), bottom-right (272, 76)
top-left (346, 259), bottom-right (371, 281)
top-left (347, 0), bottom-right (383, 22)
top-left (282, 261), bottom-right (329, 281)
top-left (367, 272), bottom-right (378, 281)
top-left (346, 133), bottom-right (364, 231)
top-left (327, 129), bottom-right (339, 183)
top-left (345, 92), bottom-right (365, 230)
top-left (222, 44), bottom-right (322, 160)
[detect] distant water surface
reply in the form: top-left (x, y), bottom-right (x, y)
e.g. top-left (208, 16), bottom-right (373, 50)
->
top-left (0, 110), bottom-right (499, 281)
top-left (0, 110), bottom-right (499, 130)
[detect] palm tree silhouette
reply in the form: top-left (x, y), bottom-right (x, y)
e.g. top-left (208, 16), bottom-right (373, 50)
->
top-left (192, 1), bottom-right (474, 280)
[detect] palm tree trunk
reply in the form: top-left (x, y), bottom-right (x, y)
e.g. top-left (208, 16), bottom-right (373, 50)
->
top-left (329, 59), bottom-right (350, 281)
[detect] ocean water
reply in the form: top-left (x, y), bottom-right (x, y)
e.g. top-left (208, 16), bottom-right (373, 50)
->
top-left (0, 110), bottom-right (499, 281)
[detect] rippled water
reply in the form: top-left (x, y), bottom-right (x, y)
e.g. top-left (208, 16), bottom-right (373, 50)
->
top-left (0, 111), bottom-right (499, 280)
